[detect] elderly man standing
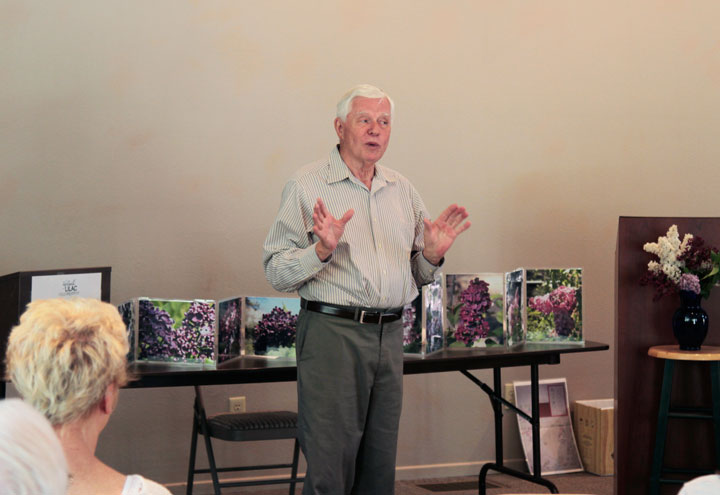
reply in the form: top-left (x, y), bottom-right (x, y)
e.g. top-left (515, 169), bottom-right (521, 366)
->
top-left (263, 84), bottom-right (470, 495)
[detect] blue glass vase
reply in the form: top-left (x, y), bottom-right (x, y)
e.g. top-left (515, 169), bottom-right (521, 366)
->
top-left (672, 290), bottom-right (709, 351)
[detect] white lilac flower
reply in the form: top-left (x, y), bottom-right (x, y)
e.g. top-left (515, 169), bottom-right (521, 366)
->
top-left (662, 263), bottom-right (682, 283)
top-left (643, 225), bottom-right (693, 283)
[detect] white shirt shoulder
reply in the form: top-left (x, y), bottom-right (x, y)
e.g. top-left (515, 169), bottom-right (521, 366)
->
top-left (679, 474), bottom-right (720, 495)
top-left (122, 474), bottom-right (172, 495)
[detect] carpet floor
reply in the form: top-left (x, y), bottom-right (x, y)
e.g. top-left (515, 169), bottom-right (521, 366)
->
top-left (222, 472), bottom-right (613, 494)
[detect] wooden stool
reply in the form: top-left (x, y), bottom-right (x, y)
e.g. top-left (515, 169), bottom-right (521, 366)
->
top-left (648, 345), bottom-right (720, 494)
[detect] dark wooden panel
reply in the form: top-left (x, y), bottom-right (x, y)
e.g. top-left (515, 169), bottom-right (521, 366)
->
top-left (616, 217), bottom-right (720, 494)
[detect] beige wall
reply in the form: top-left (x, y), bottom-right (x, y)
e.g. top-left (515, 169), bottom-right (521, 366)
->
top-left (2, 0), bottom-right (719, 490)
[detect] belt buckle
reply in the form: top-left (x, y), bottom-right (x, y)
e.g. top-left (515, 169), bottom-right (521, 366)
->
top-left (359, 310), bottom-right (381, 324)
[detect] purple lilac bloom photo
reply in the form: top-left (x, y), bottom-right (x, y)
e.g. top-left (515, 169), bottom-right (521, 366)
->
top-left (526, 268), bottom-right (582, 342)
top-left (446, 274), bottom-right (504, 348)
top-left (137, 299), bottom-right (215, 363)
top-left (218, 298), bottom-right (242, 362)
top-left (252, 306), bottom-right (298, 355)
top-left (402, 295), bottom-right (422, 353)
top-left (454, 278), bottom-right (492, 345)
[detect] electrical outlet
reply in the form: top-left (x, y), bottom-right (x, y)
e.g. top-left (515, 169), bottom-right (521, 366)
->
top-left (229, 396), bottom-right (246, 413)
top-left (503, 383), bottom-right (515, 408)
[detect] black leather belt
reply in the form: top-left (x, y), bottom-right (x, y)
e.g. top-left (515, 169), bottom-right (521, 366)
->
top-left (300, 298), bottom-right (403, 325)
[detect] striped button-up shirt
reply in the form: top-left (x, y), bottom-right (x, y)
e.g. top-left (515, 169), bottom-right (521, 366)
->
top-left (263, 146), bottom-right (439, 308)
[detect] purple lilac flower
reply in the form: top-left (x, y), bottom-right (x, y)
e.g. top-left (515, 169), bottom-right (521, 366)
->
top-left (640, 270), bottom-right (678, 300)
top-left (138, 300), bottom-right (216, 362)
top-left (678, 273), bottom-right (701, 294)
top-left (678, 236), bottom-right (715, 276)
top-left (529, 286), bottom-right (578, 336)
top-left (548, 286), bottom-right (577, 313)
top-left (454, 278), bottom-right (492, 346)
top-left (529, 293), bottom-right (553, 315)
top-left (553, 310), bottom-right (575, 336)
top-left (529, 286), bottom-right (577, 315)
top-left (253, 307), bottom-right (298, 354)
top-left (179, 301), bottom-right (215, 360)
top-left (137, 300), bottom-right (176, 360)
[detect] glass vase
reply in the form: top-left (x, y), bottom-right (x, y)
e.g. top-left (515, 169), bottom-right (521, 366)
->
top-left (671, 290), bottom-right (709, 351)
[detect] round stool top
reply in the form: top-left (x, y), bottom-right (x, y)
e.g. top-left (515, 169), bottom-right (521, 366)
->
top-left (648, 345), bottom-right (720, 361)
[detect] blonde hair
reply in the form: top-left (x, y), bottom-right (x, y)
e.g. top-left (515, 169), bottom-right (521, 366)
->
top-left (5, 298), bottom-right (129, 425)
top-left (0, 398), bottom-right (68, 495)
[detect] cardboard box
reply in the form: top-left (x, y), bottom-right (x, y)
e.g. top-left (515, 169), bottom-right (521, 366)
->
top-left (573, 399), bottom-right (614, 476)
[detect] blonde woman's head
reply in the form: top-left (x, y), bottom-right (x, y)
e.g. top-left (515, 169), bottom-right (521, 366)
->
top-left (5, 298), bottom-right (129, 425)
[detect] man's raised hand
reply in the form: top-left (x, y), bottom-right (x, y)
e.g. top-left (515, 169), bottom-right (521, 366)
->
top-left (422, 204), bottom-right (471, 265)
top-left (313, 198), bottom-right (354, 261)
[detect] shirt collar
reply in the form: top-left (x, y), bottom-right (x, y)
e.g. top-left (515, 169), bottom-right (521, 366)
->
top-left (327, 145), bottom-right (397, 185)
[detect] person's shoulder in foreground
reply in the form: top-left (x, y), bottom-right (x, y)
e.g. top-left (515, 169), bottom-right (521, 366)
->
top-left (679, 474), bottom-right (720, 494)
top-left (123, 474), bottom-right (172, 495)
top-left (0, 398), bottom-right (68, 495)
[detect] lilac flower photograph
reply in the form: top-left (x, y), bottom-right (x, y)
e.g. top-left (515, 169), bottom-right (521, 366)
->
top-left (244, 297), bottom-right (300, 357)
top-left (526, 269), bottom-right (583, 343)
top-left (217, 297), bottom-right (242, 364)
top-left (402, 294), bottom-right (423, 354)
top-left (505, 269), bottom-right (525, 347)
top-left (118, 300), bottom-right (136, 361)
top-left (136, 298), bottom-right (216, 364)
top-left (445, 273), bottom-right (504, 348)
top-left (424, 273), bottom-right (445, 353)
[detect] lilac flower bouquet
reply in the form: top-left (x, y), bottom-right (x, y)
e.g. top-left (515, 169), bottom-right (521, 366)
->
top-left (641, 225), bottom-right (720, 300)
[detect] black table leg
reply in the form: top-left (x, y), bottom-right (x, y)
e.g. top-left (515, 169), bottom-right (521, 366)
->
top-left (531, 363), bottom-right (543, 480)
top-left (462, 366), bottom-right (559, 494)
top-left (493, 368), bottom-right (503, 466)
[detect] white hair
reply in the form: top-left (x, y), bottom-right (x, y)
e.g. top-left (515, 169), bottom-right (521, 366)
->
top-left (0, 399), bottom-right (68, 495)
top-left (336, 84), bottom-right (394, 123)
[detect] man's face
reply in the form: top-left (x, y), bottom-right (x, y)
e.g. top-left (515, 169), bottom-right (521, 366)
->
top-left (335, 96), bottom-right (392, 168)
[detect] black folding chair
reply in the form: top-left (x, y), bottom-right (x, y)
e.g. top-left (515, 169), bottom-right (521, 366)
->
top-left (187, 385), bottom-right (303, 495)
